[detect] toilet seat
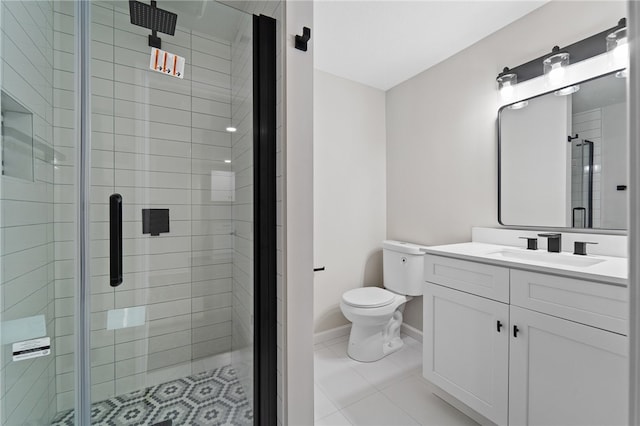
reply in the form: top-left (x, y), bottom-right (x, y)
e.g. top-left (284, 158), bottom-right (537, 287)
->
top-left (342, 287), bottom-right (396, 308)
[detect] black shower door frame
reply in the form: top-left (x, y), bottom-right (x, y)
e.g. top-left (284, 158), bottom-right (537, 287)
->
top-left (252, 13), bottom-right (278, 426)
top-left (76, 6), bottom-right (279, 425)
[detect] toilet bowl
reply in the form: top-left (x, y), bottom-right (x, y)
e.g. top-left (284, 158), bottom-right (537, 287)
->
top-left (340, 287), bottom-right (411, 362)
top-left (340, 240), bottom-right (426, 362)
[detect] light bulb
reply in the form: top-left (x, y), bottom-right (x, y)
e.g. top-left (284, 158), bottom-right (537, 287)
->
top-left (548, 63), bottom-right (565, 84)
top-left (613, 42), bottom-right (629, 65)
top-left (496, 72), bottom-right (517, 98)
top-left (543, 51), bottom-right (570, 86)
top-left (501, 83), bottom-right (514, 98)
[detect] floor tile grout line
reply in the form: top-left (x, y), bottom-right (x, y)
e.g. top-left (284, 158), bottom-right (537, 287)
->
top-left (377, 378), bottom-right (427, 426)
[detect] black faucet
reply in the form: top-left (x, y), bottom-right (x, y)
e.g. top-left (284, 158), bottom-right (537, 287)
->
top-left (538, 233), bottom-right (562, 253)
top-left (574, 241), bottom-right (598, 256)
top-left (519, 236), bottom-right (538, 250)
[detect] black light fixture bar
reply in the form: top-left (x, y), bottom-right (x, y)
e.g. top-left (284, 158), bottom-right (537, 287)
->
top-left (497, 18), bottom-right (626, 83)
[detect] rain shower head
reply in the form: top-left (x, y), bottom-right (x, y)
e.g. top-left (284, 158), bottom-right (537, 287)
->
top-left (129, 0), bottom-right (177, 48)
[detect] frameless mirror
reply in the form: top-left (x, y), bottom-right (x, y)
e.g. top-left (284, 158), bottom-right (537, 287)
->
top-left (499, 72), bottom-right (628, 230)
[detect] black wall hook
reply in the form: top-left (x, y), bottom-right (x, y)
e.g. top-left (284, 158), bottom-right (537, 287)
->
top-left (295, 27), bottom-right (311, 52)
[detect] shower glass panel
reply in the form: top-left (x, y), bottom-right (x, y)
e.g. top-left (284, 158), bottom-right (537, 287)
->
top-left (1, 1), bottom-right (257, 425)
top-left (82, 2), bottom-right (254, 425)
top-left (0, 1), bottom-right (67, 424)
top-left (571, 139), bottom-right (595, 228)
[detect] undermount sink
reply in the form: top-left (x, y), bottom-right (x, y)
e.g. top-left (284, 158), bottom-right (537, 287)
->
top-left (487, 249), bottom-right (605, 267)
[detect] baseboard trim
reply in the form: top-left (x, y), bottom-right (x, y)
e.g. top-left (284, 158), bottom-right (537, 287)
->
top-left (314, 324), bottom-right (351, 345)
top-left (401, 323), bottom-right (423, 342)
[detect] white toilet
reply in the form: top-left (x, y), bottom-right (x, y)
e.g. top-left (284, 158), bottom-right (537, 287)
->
top-left (340, 240), bottom-right (426, 362)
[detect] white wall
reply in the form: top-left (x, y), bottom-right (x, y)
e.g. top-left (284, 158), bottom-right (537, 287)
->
top-left (313, 70), bottom-right (386, 333)
top-left (285, 1), bottom-right (315, 424)
top-left (386, 0), bottom-right (626, 331)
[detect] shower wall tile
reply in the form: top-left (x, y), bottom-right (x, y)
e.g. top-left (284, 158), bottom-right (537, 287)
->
top-left (192, 34), bottom-right (231, 60)
top-left (1, 0), bottom-right (57, 424)
top-left (46, 2), bottom-right (283, 418)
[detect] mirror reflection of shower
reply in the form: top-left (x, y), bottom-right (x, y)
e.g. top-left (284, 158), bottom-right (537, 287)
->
top-left (571, 136), bottom-right (595, 228)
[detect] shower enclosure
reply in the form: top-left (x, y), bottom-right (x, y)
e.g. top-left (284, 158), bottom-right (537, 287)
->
top-left (0, 1), bottom-right (277, 424)
top-left (571, 139), bottom-right (595, 228)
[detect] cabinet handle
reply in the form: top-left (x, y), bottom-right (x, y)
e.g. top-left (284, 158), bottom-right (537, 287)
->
top-left (513, 325), bottom-right (520, 338)
top-left (496, 320), bottom-right (503, 332)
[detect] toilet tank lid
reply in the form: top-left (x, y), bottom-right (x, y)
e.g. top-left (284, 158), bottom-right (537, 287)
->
top-left (382, 240), bottom-right (428, 255)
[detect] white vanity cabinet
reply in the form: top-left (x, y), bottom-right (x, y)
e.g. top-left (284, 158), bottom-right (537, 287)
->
top-left (423, 253), bottom-right (628, 426)
top-left (509, 305), bottom-right (628, 426)
top-left (423, 282), bottom-right (510, 424)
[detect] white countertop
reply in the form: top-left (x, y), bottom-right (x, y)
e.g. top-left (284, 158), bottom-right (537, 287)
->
top-left (423, 242), bottom-right (628, 286)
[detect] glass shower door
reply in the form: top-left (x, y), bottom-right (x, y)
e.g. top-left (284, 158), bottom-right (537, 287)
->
top-left (84, 1), bottom-right (254, 424)
top-left (571, 139), bottom-right (594, 228)
top-left (0, 1), bottom-right (269, 424)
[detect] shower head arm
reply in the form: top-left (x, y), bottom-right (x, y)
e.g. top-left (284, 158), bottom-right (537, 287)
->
top-left (148, 0), bottom-right (160, 48)
top-left (149, 31), bottom-right (161, 49)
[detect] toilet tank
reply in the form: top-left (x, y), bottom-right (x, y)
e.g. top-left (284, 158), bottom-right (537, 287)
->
top-left (382, 240), bottom-right (427, 296)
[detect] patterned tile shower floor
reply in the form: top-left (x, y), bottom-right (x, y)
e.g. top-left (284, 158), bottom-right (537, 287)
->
top-left (51, 365), bottom-right (253, 426)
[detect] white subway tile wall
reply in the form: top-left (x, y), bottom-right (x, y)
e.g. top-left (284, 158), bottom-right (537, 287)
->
top-left (0, 1), bottom-right (286, 423)
top-left (0, 1), bottom-right (57, 425)
top-left (51, 1), bottom-right (262, 413)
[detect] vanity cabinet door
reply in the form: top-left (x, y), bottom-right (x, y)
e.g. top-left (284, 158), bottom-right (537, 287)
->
top-left (423, 282), bottom-right (509, 425)
top-left (509, 305), bottom-right (628, 426)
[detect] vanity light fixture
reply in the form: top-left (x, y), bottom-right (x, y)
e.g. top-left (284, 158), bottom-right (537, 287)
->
top-left (543, 48), bottom-right (570, 84)
top-left (496, 17), bottom-right (626, 87)
top-left (496, 70), bottom-right (517, 97)
top-left (554, 85), bottom-right (580, 96)
top-left (224, 159), bottom-right (232, 163)
top-left (226, 126), bottom-right (237, 132)
top-left (607, 24), bottom-right (628, 75)
top-left (607, 26), bottom-right (628, 60)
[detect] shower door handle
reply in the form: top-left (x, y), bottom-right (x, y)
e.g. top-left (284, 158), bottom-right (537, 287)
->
top-left (110, 194), bottom-right (123, 287)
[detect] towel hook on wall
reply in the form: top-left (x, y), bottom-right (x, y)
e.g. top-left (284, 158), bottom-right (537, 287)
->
top-left (295, 27), bottom-right (311, 52)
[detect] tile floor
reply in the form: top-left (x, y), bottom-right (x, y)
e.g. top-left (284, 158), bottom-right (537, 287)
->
top-left (314, 334), bottom-right (479, 426)
top-left (51, 365), bottom-right (252, 426)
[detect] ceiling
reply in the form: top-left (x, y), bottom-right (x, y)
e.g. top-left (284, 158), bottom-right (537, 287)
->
top-left (314, 1), bottom-right (549, 91)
